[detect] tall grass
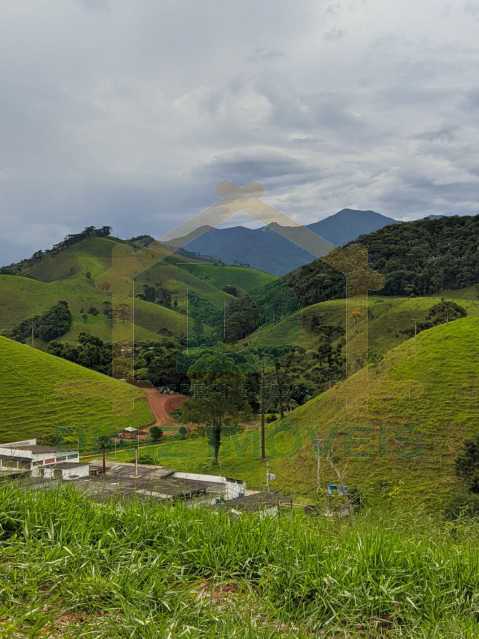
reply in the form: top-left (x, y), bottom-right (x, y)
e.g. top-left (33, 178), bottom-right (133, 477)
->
top-left (1, 486), bottom-right (479, 637)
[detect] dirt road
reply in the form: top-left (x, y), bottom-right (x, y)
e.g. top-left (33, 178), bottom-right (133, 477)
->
top-left (144, 389), bottom-right (187, 426)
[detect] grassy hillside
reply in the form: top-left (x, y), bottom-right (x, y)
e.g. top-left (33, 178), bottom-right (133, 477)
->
top-left (0, 337), bottom-right (153, 443)
top-left (244, 289), bottom-right (479, 356)
top-left (268, 316), bottom-right (479, 503)
top-left (175, 261), bottom-right (276, 294)
top-left (0, 234), bottom-right (275, 345)
top-left (119, 318), bottom-right (479, 506)
top-left (0, 273), bottom-right (174, 343)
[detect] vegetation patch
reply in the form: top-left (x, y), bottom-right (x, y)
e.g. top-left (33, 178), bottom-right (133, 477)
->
top-left (2, 487), bottom-right (479, 637)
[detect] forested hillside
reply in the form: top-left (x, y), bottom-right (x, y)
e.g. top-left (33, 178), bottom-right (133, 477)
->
top-left (255, 215), bottom-right (479, 317)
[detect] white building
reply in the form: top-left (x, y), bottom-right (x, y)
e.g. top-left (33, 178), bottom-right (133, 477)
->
top-left (0, 438), bottom-right (84, 478)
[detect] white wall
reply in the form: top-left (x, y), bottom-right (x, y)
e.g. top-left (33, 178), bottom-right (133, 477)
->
top-left (172, 471), bottom-right (245, 501)
top-left (62, 465), bottom-right (89, 480)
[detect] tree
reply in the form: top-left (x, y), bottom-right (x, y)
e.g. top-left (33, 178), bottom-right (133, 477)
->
top-left (456, 436), bottom-right (479, 493)
top-left (428, 300), bottom-right (467, 325)
top-left (403, 300), bottom-right (468, 338)
top-left (150, 426), bottom-right (163, 442)
top-left (177, 426), bottom-right (188, 440)
top-left (182, 351), bottom-right (248, 464)
top-left (96, 434), bottom-right (113, 474)
top-left (225, 294), bottom-right (259, 342)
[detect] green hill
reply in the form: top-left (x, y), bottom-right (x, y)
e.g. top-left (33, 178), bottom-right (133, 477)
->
top-left (244, 289), bottom-right (479, 357)
top-left (263, 316), bottom-right (479, 503)
top-left (0, 337), bottom-right (153, 443)
top-left (256, 215), bottom-right (479, 315)
top-left (175, 261), bottom-right (276, 295)
top-left (127, 318), bottom-right (479, 507)
top-left (0, 232), bottom-right (276, 346)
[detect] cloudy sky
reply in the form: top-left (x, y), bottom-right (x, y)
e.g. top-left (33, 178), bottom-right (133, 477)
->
top-left (1, 0), bottom-right (479, 263)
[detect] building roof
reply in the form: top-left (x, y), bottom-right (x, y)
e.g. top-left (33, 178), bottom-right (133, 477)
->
top-left (7, 445), bottom-right (57, 453)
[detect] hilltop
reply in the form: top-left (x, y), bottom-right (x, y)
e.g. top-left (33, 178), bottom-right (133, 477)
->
top-left (0, 336), bottom-right (153, 444)
top-left (308, 208), bottom-right (397, 245)
top-left (0, 228), bottom-right (276, 346)
top-left (168, 209), bottom-right (395, 275)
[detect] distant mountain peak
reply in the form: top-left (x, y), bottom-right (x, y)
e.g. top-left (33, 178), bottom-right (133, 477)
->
top-left (166, 208), bottom-right (396, 275)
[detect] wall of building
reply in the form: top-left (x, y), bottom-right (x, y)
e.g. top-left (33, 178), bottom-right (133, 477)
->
top-left (62, 465), bottom-right (89, 481)
top-left (172, 471), bottom-right (245, 500)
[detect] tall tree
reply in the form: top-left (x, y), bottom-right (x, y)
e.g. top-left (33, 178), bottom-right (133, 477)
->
top-left (182, 351), bottom-right (248, 464)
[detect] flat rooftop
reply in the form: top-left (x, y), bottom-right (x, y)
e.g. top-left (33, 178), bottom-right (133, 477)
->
top-left (3, 445), bottom-right (58, 453)
top-left (62, 461), bottom-right (234, 503)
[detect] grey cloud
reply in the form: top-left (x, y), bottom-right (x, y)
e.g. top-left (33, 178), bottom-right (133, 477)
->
top-left (0, 0), bottom-right (479, 263)
top-left (201, 150), bottom-right (311, 182)
top-left (76, 0), bottom-right (109, 10)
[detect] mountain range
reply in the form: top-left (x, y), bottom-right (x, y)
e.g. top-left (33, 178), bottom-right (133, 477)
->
top-left (169, 209), bottom-right (397, 275)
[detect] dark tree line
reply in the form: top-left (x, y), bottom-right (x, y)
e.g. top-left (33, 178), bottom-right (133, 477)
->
top-left (401, 300), bottom-right (467, 338)
top-left (48, 333), bottom-right (113, 376)
top-left (11, 301), bottom-right (72, 343)
top-left (1, 226), bottom-right (111, 276)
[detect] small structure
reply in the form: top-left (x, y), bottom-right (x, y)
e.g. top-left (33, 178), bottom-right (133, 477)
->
top-left (41, 462), bottom-right (90, 481)
top-left (77, 461), bottom-right (246, 505)
top-left (327, 483), bottom-right (348, 496)
top-left (217, 492), bottom-right (293, 517)
top-left (117, 427), bottom-right (149, 441)
top-left (0, 439), bottom-right (81, 477)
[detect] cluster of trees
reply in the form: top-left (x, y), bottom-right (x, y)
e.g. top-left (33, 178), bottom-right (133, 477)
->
top-left (224, 294), bottom-right (259, 342)
top-left (360, 216), bottom-right (479, 295)
top-left (137, 284), bottom-right (177, 309)
top-left (1, 226), bottom-right (112, 276)
top-left (11, 301), bottom-right (72, 343)
top-left (402, 300), bottom-right (467, 338)
top-left (48, 333), bottom-right (113, 376)
top-left (179, 339), bottom-right (346, 464)
top-left (135, 339), bottom-right (190, 389)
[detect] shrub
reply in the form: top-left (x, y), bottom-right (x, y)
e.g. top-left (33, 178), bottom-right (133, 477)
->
top-left (445, 492), bottom-right (479, 520)
top-left (177, 426), bottom-right (188, 440)
top-left (455, 435), bottom-right (479, 493)
top-left (150, 426), bottom-right (163, 442)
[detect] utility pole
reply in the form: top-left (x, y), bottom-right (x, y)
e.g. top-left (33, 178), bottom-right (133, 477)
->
top-left (132, 430), bottom-right (140, 478)
top-left (132, 279), bottom-right (135, 380)
top-left (186, 288), bottom-right (189, 355)
top-left (260, 357), bottom-right (266, 460)
top-left (315, 437), bottom-right (321, 493)
top-left (266, 462), bottom-right (270, 492)
top-left (223, 299), bottom-right (226, 341)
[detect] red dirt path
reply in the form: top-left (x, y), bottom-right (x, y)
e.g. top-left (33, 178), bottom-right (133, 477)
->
top-left (144, 389), bottom-right (187, 426)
